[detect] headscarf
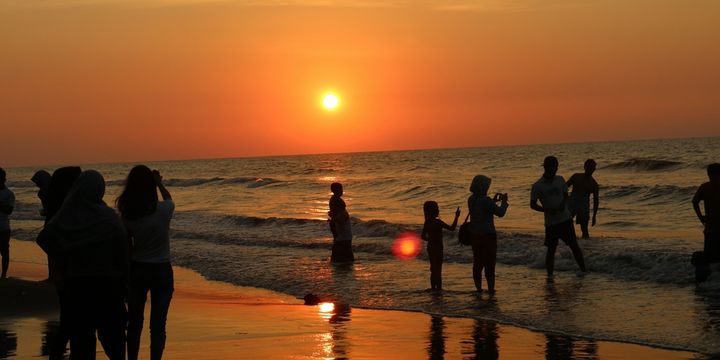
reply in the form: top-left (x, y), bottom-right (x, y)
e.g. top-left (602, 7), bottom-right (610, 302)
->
top-left (470, 175), bottom-right (492, 195)
top-left (45, 166), bottom-right (82, 221)
top-left (31, 170), bottom-right (51, 190)
top-left (47, 170), bottom-right (122, 247)
top-left (40, 170), bottom-right (127, 279)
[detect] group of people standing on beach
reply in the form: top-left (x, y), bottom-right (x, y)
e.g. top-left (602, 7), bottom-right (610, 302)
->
top-left (326, 155), bottom-right (600, 294)
top-left (0, 155), bottom-right (718, 358)
top-left (1, 165), bottom-right (176, 360)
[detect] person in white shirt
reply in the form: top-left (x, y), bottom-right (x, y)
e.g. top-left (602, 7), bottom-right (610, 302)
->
top-left (530, 156), bottom-right (587, 277)
top-left (0, 168), bottom-right (16, 278)
top-left (117, 166), bottom-right (174, 360)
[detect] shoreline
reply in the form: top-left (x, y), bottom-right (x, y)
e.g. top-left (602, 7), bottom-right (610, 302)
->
top-left (0, 239), bottom-right (706, 359)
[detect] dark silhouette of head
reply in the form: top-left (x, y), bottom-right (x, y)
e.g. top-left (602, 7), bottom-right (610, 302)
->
top-left (31, 170), bottom-right (52, 190)
top-left (584, 159), bottom-right (597, 175)
top-left (0, 168), bottom-right (6, 188)
top-left (708, 163), bottom-right (720, 182)
top-left (117, 165), bottom-right (158, 220)
top-left (46, 166), bottom-right (82, 220)
top-left (331, 182), bottom-right (343, 196)
top-left (424, 201), bottom-right (439, 221)
top-left (543, 156), bottom-right (559, 179)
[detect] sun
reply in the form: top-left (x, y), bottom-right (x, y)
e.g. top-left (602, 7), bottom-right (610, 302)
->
top-left (322, 93), bottom-right (340, 111)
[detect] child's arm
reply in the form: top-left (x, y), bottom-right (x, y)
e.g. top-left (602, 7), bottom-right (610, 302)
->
top-left (441, 207), bottom-right (461, 231)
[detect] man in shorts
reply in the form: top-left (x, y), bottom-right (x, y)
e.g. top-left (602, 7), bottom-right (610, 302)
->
top-left (692, 163), bottom-right (720, 267)
top-left (531, 156), bottom-right (587, 276)
top-left (0, 168), bottom-right (16, 278)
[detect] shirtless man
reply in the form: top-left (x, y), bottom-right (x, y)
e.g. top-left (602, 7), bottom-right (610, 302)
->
top-left (567, 159), bottom-right (600, 239)
top-left (693, 163), bottom-right (720, 265)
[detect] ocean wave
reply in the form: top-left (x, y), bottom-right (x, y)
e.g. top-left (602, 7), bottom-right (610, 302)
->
top-left (603, 158), bottom-right (683, 171)
top-left (603, 184), bottom-right (696, 202)
top-left (169, 211), bottom-right (704, 286)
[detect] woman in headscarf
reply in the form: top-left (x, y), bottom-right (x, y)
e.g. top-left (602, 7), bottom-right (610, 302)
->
top-left (37, 170), bottom-right (128, 360)
top-left (31, 170), bottom-right (51, 219)
top-left (468, 175), bottom-right (509, 294)
top-left (36, 166), bottom-right (81, 359)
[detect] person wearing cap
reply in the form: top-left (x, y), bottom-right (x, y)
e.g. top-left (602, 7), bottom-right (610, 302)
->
top-left (530, 156), bottom-right (587, 276)
top-left (566, 159), bottom-right (600, 239)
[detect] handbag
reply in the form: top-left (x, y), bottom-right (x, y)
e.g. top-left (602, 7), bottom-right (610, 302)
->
top-left (458, 196), bottom-right (478, 246)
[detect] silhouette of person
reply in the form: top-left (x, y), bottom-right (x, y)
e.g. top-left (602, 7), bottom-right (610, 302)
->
top-left (693, 163), bottom-right (720, 268)
top-left (566, 159), bottom-right (599, 239)
top-left (117, 166), bottom-right (175, 360)
top-left (36, 166), bottom-right (81, 359)
top-left (37, 170), bottom-right (128, 360)
top-left (328, 183), bottom-right (355, 262)
top-left (31, 170), bottom-right (52, 219)
top-left (421, 201), bottom-right (460, 291)
top-left (531, 156), bottom-right (587, 276)
top-left (467, 175), bottom-right (508, 294)
top-left (0, 168), bottom-right (15, 279)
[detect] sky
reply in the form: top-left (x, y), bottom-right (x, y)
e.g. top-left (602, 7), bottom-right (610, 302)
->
top-left (1, 0), bottom-right (719, 167)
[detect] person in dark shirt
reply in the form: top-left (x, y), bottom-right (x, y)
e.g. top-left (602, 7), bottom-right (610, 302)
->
top-left (421, 201), bottom-right (460, 291)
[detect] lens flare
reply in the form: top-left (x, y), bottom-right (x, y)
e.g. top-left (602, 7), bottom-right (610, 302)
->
top-left (392, 232), bottom-right (422, 260)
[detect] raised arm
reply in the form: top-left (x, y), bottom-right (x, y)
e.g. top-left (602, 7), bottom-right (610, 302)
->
top-left (153, 170), bottom-right (172, 201)
top-left (442, 207), bottom-right (461, 231)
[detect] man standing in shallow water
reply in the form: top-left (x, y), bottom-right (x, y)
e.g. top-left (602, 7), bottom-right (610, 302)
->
top-left (530, 156), bottom-right (587, 276)
top-left (0, 168), bottom-right (15, 279)
top-left (567, 159), bottom-right (600, 239)
top-left (693, 163), bottom-right (720, 268)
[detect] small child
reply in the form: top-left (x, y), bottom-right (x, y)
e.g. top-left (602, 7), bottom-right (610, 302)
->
top-left (328, 182), bottom-right (354, 262)
top-left (421, 201), bottom-right (460, 290)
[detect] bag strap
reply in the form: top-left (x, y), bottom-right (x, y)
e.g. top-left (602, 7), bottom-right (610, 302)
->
top-left (463, 196), bottom-right (478, 225)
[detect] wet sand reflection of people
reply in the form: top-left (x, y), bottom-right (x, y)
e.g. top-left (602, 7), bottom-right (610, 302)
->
top-left (427, 316), bottom-right (446, 360)
top-left (545, 334), bottom-right (598, 360)
top-left (41, 320), bottom-right (64, 357)
top-left (318, 302), bottom-right (351, 360)
top-left (0, 329), bottom-right (18, 358)
top-left (460, 319), bottom-right (499, 360)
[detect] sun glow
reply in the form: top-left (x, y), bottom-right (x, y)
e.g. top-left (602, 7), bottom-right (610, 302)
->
top-left (322, 93), bottom-right (340, 111)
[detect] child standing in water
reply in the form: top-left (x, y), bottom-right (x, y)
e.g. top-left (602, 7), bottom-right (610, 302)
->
top-left (328, 182), bottom-right (355, 262)
top-left (421, 201), bottom-right (460, 291)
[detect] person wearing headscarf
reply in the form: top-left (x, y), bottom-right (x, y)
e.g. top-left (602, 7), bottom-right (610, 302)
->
top-left (36, 167), bottom-right (82, 359)
top-left (37, 170), bottom-right (128, 360)
top-left (468, 175), bottom-right (509, 294)
top-left (31, 170), bottom-right (52, 219)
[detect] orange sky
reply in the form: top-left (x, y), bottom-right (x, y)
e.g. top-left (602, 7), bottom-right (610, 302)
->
top-left (2, 0), bottom-right (719, 167)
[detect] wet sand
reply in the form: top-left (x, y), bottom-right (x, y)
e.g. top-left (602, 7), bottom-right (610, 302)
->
top-left (0, 239), bottom-right (704, 359)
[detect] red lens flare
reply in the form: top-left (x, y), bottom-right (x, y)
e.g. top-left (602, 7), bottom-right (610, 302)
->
top-left (392, 232), bottom-right (422, 260)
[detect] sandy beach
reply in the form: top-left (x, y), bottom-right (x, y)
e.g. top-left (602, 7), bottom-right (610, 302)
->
top-left (0, 239), bottom-right (704, 359)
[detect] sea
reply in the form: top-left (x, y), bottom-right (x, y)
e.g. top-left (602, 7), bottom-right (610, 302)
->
top-left (5, 137), bottom-right (720, 356)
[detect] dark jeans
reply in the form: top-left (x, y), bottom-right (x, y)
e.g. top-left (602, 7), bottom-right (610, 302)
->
top-left (0, 230), bottom-right (9, 278)
top-left (64, 278), bottom-right (127, 360)
top-left (127, 262), bottom-right (174, 360)
top-left (471, 233), bottom-right (497, 292)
